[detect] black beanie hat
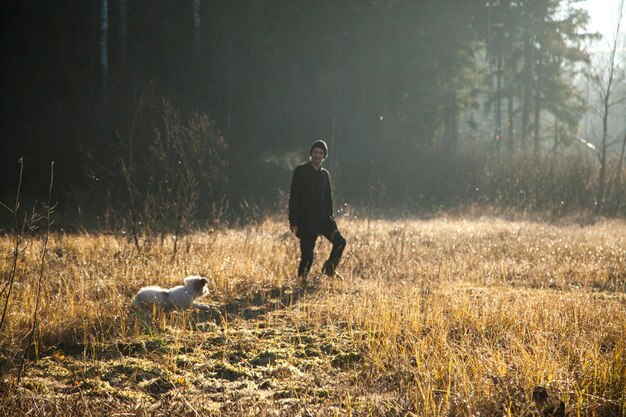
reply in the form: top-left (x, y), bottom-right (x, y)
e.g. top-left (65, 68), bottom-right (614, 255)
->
top-left (310, 140), bottom-right (328, 157)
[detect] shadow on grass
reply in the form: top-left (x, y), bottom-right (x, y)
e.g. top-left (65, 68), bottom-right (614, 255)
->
top-left (192, 281), bottom-right (322, 325)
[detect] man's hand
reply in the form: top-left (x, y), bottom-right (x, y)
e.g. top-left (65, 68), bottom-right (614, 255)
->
top-left (290, 224), bottom-right (298, 235)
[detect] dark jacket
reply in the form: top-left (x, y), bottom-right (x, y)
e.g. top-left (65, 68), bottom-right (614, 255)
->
top-left (289, 161), bottom-right (336, 237)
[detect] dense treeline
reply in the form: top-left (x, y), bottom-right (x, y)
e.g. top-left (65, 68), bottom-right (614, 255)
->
top-left (1, 0), bottom-right (619, 229)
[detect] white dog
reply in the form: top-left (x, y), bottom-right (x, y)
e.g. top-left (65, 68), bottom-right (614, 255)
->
top-left (133, 275), bottom-right (210, 313)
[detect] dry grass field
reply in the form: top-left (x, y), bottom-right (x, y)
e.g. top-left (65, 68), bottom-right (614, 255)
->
top-left (1, 217), bottom-right (625, 416)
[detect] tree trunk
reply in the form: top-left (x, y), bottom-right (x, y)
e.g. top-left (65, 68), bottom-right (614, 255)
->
top-left (193, 0), bottom-right (201, 59)
top-left (494, 46), bottom-right (503, 148)
top-left (119, 0), bottom-right (127, 70)
top-left (552, 117), bottom-right (558, 158)
top-left (443, 92), bottom-right (459, 157)
top-left (595, 1), bottom-right (622, 215)
top-left (521, 35), bottom-right (533, 151)
top-left (100, 0), bottom-right (109, 103)
top-left (615, 131), bottom-right (626, 209)
top-left (596, 104), bottom-right (608, 215)
top-left (533, 58), bottom-right (542, 159)
top-left (507, 93), bottom-right (514, 150)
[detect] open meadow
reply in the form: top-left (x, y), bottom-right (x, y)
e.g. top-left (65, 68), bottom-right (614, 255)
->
top-left (1, 217), bottom-right (625, 416)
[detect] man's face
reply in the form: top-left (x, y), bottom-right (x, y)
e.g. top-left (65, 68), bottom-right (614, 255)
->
top-left (310, 147), bottom-right (325, 165)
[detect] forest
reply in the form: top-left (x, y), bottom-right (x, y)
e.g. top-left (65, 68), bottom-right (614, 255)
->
top-left (1, 0), bottom-right (624, 230)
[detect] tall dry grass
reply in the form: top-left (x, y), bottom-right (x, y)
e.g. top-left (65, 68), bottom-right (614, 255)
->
top-left (1, 217), bottom-right (625, 416)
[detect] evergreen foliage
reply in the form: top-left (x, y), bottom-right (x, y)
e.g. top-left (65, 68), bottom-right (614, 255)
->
top-left (0, 0), bottom-right (621, 226)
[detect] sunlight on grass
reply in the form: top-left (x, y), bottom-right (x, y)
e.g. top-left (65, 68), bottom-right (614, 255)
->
top-left (1, 217), bottom-right (625, 416)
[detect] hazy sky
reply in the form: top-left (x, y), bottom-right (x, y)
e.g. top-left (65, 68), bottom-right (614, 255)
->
top-left (580, 0), bottom-right (622, 43)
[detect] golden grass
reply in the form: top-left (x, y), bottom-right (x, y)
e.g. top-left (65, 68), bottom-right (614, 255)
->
top-left (1, 217), bottom-right (625, 416)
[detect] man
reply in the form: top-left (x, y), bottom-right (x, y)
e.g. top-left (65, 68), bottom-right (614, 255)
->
top-left (289, 140), bottom-right (346, 279)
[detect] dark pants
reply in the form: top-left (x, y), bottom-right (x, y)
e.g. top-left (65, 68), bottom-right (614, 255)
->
top-left (298, 229), bottom-right (346, 277)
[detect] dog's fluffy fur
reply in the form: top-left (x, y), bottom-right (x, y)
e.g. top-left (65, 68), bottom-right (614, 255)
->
top-left (133, 275), bottom-right (209, 313)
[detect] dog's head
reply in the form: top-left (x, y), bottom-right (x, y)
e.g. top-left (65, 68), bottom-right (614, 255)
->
top-left (183, 275), bottom-right (210, 298)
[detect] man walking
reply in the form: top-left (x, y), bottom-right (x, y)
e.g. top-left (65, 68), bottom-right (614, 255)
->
top-left (289, 140), bottom-right (346, 280)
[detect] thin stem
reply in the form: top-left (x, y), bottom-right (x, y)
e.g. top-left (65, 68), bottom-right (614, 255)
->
top-left (17, 162), bottom-right (55, 384)
top-left (0, 158), bottom-right (24, 333)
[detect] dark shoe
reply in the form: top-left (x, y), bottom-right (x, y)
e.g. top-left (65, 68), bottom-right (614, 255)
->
top-left (322, 260), bottom-right (335, 276)
top-left (298, 272), bottom-right (308, 287)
